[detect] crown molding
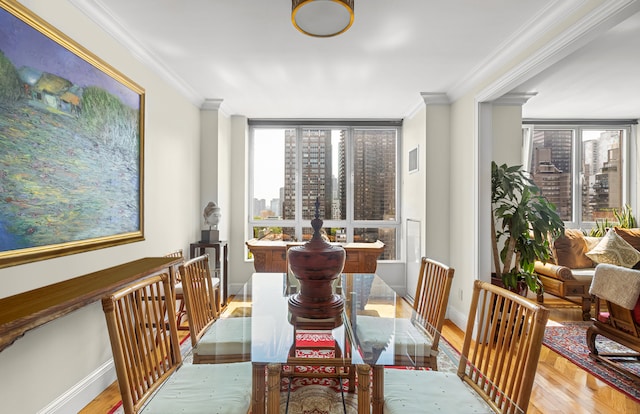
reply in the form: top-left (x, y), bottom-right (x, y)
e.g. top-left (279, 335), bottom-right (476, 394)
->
top-left (201, 98), bottom-right (231, 118)
top-left (421, 92), bottom-right (451, 105)
top-left (492, 92), bottom-right (537, 106)
top-left (68, 0), bottom-right (204, 107)
top-left (201, 99), bottom-right (223, 111)
top-left (404, 92), bottom-right (451, 119)
top-left (448, 0), bottom-right (586, 102)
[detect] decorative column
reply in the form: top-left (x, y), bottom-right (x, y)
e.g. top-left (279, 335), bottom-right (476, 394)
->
top-left (491, 92), bottom-right (537, 167)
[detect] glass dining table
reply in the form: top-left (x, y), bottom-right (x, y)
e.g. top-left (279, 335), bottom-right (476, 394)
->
top-left (220, 272), bottom-right (460, 414)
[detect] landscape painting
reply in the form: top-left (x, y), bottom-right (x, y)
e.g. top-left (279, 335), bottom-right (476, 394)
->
top-left (0, 1), bottom-right (145, 268)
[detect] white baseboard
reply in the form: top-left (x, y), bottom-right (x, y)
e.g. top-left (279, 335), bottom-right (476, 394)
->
top-left (37, 359), bottom-right (116, 414)
top-left (447, 305), bottom-right (468, 332)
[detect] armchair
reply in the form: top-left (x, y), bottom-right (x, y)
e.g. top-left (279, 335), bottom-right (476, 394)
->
top-left (587, 263), bottom-right (640, 383)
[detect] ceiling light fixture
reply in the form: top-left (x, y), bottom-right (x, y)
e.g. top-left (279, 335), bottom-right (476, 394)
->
top-left (292, 0), bottom-right (354, 38)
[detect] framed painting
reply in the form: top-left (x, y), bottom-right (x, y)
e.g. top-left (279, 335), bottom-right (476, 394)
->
top-left (0, 0), bottom-right (145, 268)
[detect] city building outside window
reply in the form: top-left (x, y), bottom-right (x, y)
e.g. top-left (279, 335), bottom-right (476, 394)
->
top-left (523, 122), bottom-right (634, 229)
top-left (248, 121), bottom-right (401, 260)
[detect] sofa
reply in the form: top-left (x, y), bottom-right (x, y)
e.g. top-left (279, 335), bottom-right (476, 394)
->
top-left (534, 227), bottom-right (640, 320)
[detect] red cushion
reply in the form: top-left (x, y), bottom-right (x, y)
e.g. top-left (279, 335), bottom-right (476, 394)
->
top-left (599, 297), bottom-right (640, 325)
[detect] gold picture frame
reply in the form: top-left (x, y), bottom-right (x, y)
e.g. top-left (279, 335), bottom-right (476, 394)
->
top-left (0, 0), bottom-right (145, 268)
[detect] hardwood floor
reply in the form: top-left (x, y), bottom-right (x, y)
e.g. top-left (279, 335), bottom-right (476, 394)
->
top-left (81, 295), bottom-right (640, 413)
top-left (439, 296), bottom-right (640, 414)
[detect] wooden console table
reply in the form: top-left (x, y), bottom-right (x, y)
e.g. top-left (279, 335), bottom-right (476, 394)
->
top-left (190, 240), bottom-right (229, 306)
top-left (0, 256), bottom-right (181, 353)
top-left (246, 239), bottom-right (384, 273)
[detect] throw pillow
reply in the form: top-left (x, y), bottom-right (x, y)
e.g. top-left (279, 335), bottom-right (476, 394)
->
top-left (584, 236), bottom-right (603, 252)
top-left (586, 228), bottom-right (640, 268)
top-left (554, 229), bottom-right (594, 268)
top-left (614, 228), bottom-right (640, 269)
top-left (613, 227), bottom-right (640, 251)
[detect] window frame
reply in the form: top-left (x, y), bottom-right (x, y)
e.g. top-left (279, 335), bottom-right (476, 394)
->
top-left (523, 120), bottom-right (636, 230)
top-left (248, 120), bottom-right (402, 260)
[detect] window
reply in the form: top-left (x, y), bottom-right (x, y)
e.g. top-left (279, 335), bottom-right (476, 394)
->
top-left (523, 122), bottom-right (633, 229)
top-left (249, 121), bottom-right (401, 260)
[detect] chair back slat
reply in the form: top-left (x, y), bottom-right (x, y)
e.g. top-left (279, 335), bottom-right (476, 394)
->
top-left (164, 249), bottom-right (184, 282)
top-left (102, 274), bottom-right (182, 414)
top-left (165, 249), bottom-right (183, 258)
top-left (413, 258), bottom-right (455, 348)
top-left (179, 254), bottom-right (218, 346)
top-left (459, 280), bottom-right (549, 414)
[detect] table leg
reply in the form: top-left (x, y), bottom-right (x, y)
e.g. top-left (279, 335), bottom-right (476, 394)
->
top-left (372, 365), bottom-right (384, 414)
top-left (252, 363), bottom-right (266, 414)
top-left (356, 364), bottom-right (371, 414)
top-left (266, 363), bottom-right (281, 414)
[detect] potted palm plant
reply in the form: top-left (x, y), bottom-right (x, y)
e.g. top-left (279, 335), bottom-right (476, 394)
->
top-left (491, 162), bottom-right (565, 294)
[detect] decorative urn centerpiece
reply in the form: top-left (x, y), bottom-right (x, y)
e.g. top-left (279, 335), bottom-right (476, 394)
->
top-left (287, 198), bottom-right (346, 318)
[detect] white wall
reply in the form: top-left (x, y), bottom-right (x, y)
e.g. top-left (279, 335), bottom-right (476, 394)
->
top-left (446, 95), bottom-right (479, 327)
top-left (401, 107), bottom-right (426, 298)
top-left (229, 116), bottom-right (256, 292)
top-left (200, 105), bottom-right (220, 225)
top-left (401, 97), bottom-right (453, 299)
top-left (0, 1), bottom-right (202, 412)
top-left (402, 107), bottom-right (426, 251)
top-left (217, 111), bottom-right (232, 242)
top-left (492, 104), bottom-right (526, 166)
top-left (424, 102), bottom-right (452, 264)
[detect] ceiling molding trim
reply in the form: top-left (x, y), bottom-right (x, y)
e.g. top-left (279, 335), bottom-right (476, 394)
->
top-left (68, 0), bottom-right (205, 107)
top-left (421, 92), bottom-right (451, 105)
top-left (201, 98), bottom-right (231, 118)
top-left (404, 96), bottom-right (427, 120)
top-left (492, 92), bottom-right (537, 106)
top-left (475, 0), bottom-right (640, 103)
top-left (201, 99), bottom-right (224, 111)
top-left (404, 93), bottom-right (451, 120)
top-left (448, 0), bottom-right (586, 102)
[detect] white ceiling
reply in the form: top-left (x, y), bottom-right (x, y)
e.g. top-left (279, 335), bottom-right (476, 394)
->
top-left (70, 0), bottom-right (640, 120)
top-left (517, 10), bottom-right (640, 120)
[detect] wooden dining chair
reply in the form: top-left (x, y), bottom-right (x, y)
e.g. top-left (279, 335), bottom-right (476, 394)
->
top-left (163, 249), bottom-right (190, 330)
top-left (383, 280), bottom-right (549, 414)
top-left (180, 254), bottom-right (251, 364)
top-left (284, 242), bottom-right (302, 295)
top-left (101, 272), bottom-right (252, 414)
top-left (356, 257), bottom-right (454, 369)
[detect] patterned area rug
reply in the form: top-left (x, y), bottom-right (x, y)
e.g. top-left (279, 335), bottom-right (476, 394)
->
top-left (543, 321), bottom-right (640, 402)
